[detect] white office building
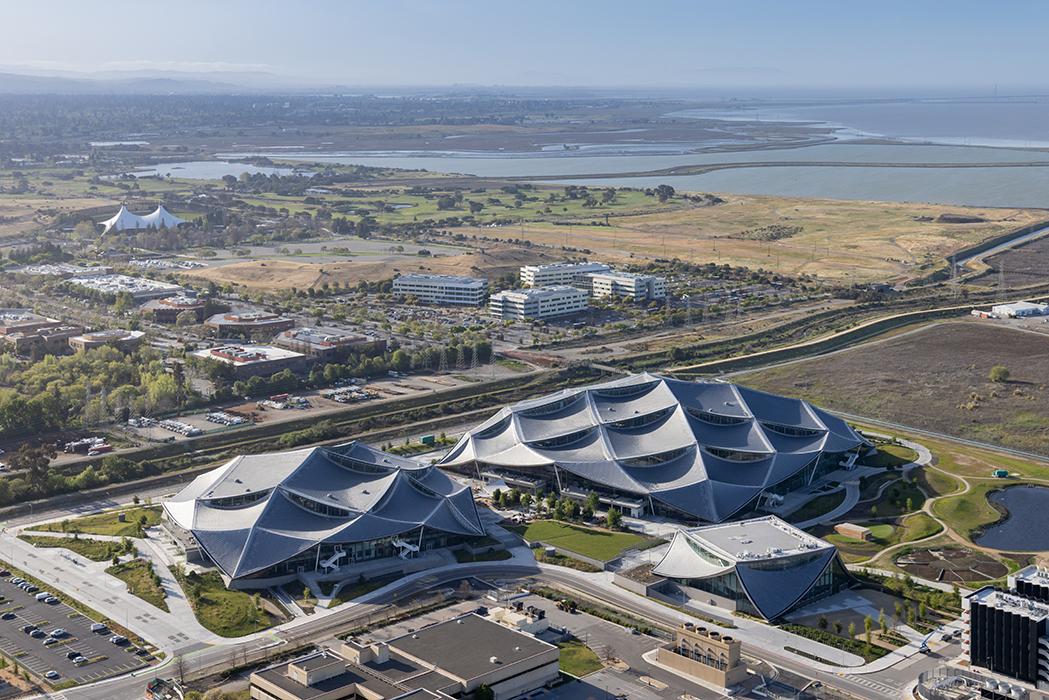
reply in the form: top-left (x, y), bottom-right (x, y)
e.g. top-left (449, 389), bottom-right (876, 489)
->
top-left (392, 274), bottom-right (488, 306)
top-left (587, 271), bottom-right (667, 301)
top-left (519, 262), bottom-right (611, 288)
top-left (490, 285), bottom-right (588, 321)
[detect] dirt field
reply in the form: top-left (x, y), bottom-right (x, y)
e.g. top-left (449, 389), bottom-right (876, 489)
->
top-left (895, 547), bottom-right (1008, 583)
top-left (180, 245), bottom-right (560, 290)
top-left (462, 195), bottom-right (1047, 283)
top-left (736, 320), bottom-right (1049, 452)
top-left (0, 195), bottom-right (116, 239)
top-left (976, 234), bottom-right (1049, 288)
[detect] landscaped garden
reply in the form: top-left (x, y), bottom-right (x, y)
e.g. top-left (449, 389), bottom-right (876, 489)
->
top-left (512, 520), bottom-right (658, 562)
top-left (29, 506), bottom-right (163, 537)
top-left (174, 569), bottom-right (273, 637)
top-left (106, 559), bottom-right (169, 611)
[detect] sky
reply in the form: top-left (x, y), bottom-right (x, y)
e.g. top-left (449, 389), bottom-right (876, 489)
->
top-left (2, 0), bottom-right (1048, 90)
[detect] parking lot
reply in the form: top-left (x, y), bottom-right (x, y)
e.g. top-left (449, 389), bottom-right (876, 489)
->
top-left (0, 574), bottom-right (149, 686)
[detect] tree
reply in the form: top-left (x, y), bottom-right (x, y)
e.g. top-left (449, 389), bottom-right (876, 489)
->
top-left (175, 310), bottom-right (198, 327)
top-left (905, 497), bottom-right (914, 513)
top-left (492, 488), bottom-right (502, 505)
top-left (654, 184), bottom-right (675, 202)
top-left (585, 491), bottom-right (600, 513)
top-left (833, 620), bottom-right (843, 635)
top-left (989, 364), bottom-right (1010, 383)
top-left (520, 493), bottom-right (533, 509)
top-left (475, 684), bottom-right (494, 700)
top-left (864, 616), bottom-right (873, 646)
top-left (848, 621), bottom-right (857, 639)
top-left (605, 508), bottom-right (622, 530)
top-left (10, 444), bottom-right (56, 494)
top-left (817, 616), bottom-right (828, 630)
top-left (878, 609), bottom-right (887, 633)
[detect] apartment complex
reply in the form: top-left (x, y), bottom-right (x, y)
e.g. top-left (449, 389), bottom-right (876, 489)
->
top-left (392, 274), bottom-right (488, 306)
top-left (489, 285), bottom-right (587, 321)
top-left (586, 270), bottom-right (667, 301)
top-left (519, 261), bottom-right (610, 287)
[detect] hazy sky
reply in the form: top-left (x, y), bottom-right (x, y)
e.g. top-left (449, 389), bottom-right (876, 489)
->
top-left (2, 0), bottom-right (1047, 89)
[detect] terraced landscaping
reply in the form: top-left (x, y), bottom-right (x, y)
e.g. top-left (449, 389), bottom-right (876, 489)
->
top-left (514, 520), bottom-right (659, 562)
top-left (17, 535), bottom-right (126, 562)
top-left (30, 506), bottom-right (163, 537)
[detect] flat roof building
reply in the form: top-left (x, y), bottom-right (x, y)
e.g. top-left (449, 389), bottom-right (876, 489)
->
top-left (204, 311), bottom-right (295, 337)
top-left (519, 261), bottom-right (610, 288)
top-left (0, 309), bottom-right (62, 336)
top-left (489, 285), bottom-right (588, 321)
top-left (67, 274), bottom-right (185, 301)
top-left (992, 301), bottom-right (1049, 318)
top-left (252, 613), bottom-right (557, 700)
top-left (69, 329), bottom-right (145, 353)
top-left (274, 327), bottom-right (387, 361)
top-left (392, 274), bottom-right (488, 306)
top-left (653, 516), bottom-right (852, 620)
top-left (142, 295), bottom-right (207, 324)
top-left (2, 324), bottom-right (83, 359)
top-left (586, 270), bottom-right (667, 301)
top-left (439, 372), bottom-right (867, 523)
top-left (191, 344), bottom-right (308, 379)
top-left (164, 442), bottom-right (485, 587)
top-left (964, 581), bottom-right (1049, 689)
top-left (657, 623), bottom-right (749, 690)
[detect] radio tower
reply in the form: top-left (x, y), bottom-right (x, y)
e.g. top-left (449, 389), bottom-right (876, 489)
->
top-left (997, 263), bottom-right (1007, 303)
top-left (950, 255), bottom-right (959, 300)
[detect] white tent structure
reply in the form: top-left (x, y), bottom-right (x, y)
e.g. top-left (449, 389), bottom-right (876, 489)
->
top-left (100, 204), bottom-right (186, 233)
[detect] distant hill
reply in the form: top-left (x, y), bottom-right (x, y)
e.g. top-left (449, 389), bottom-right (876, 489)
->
top-left (0, 70), bottom-right (274, 94)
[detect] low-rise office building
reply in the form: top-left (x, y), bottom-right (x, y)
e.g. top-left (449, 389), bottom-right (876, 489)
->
top-left (274, 327), bottom-right (387, 361)
top-left (190, 344), bottom-right (308, 379)
top-left (2, 324), bottom-right (83, 358)
top-left (0, 309), bottom-right (62, 336)
top-left (489, 285), bottom-right (588, 321)
top-left (586, 270), bottom-right (667, 301)
top-left (67, 274), bottom-right (185, 301)
top-left (204, 311), bottom-right (295, 337)
top-left (392, 274), bottom-right (488, 306)
top-left (142, 295), bottom-right (207, 323)
top-left (519, 261), bottom-right (610, 287)
top-left (653, 516), bottom-right (852, 620)
top-left (251, 613), bottom-right (558, 700)
top-left (69, 329), bottom-right (145, 353)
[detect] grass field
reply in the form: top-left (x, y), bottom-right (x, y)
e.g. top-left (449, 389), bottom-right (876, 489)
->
top-left (738, 320), bottom-right (1049, 454)
top-left (30, 506), bottom-right (163, 537)
top-left (462, 195), bottom-right (1047, 283)
top-left (175, 570), bottom-right (272, 637)
top-left (105, 559), bottom-right (168, 612)
top-left (931, 482), bottom-right (1004, 540)
top-left (516, 520), bottom-right (656, 562)
top-left (18, 534), bottom-right (124, 562)
top-left (557, 639), bottom-right (603, 677)
top-left (861, 444), bottom-right (919, 468)
top-left (787, 491), bottom-right (845, 524)
top-left (822, 513), bottom-right (942, 563)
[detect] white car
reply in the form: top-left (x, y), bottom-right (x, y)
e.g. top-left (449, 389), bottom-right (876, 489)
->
top-left (44, 671), bottom-right (58, 680)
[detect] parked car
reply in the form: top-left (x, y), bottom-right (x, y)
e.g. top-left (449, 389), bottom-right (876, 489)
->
top-left (43, 638), bottom-right (58, 646)
top-left (108, 635), bottom-right (128, 645)
top-left (73, 656), bottom-right (87, 666)
top-left (50, 628), bottom-right (67, 638)
top-left (65, 651), bottom-right (79, 660)
top-left (30, 629), bottom-right (46, 639)
top-left (1, 612), bottom-right (15, 620)
top-left (34, 591), bottom-right (51, 601)
top-left (20, 624), bottom-right (36, 634)
top-left (44, 671), bottom-right (58, 680)
top-left (45, 596), bottom-right (59, 604)
top-left (90, 623), bottom-right (108, 633)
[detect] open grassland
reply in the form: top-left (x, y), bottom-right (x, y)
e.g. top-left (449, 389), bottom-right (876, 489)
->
top-left (0, 194), bottom-right (117, 239)
top-left (738, 320), bottom-right (1049, 453)
top-left (516, 520), bottom-right (657, 562)
top-left (462, 195), bottom-right (1046, 283)
top-left (30, 506), bottom-right (163, 537)
top-left (557, 639), bottom-right (603, 677)
top-left (181, 244), bottom-right (561, 290)
top-left (976, 234), bottom-right (1049, 289)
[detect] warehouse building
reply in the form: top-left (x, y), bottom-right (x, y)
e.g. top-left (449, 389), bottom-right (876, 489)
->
top-left (69, 329), bottom-right (145, 353)
top-left (489, 285), bottom-right (588, 321)
top-left (392, 274), bottom-right (488, 306)
top-left (652, 516), bottom-right (852, 620)
top-left (251, 613), bottom-right (558, 700)
top-left (586, 270), bottom-right (667, 301)
top-left (519, 261), bottom-right (611, 288)
top-left (190, 344), bottom-right (308, 379)
top-left (274, 327), bottom-right (387, 361)
top-left (163, 441), bottom-right (485, 587)
top-left (204, 311), bottom-right (295, 337)
top-left (992, 301), bottom-right (1049, 318)
top-left (439, 372), bottom-right (866, 522)
top-left (142, 295), bottom-right (207, 324)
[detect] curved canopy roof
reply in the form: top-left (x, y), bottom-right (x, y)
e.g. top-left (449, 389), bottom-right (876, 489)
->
top-left (164, 442), bottom-right (484, 580)
top-left (440, 373), bottom-right (866, 522)
top-left (101, 204), bottom-right (186, 233)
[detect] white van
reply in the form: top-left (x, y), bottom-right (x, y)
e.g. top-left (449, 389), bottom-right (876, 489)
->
top-left (34, 592), bottom-right (50, 601)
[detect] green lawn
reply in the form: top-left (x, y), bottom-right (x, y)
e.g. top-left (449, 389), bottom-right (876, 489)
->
top-left (931, 482), bottom-right (1004, 540)
top-left (18, 534), bottom-right (125, 562)
top-left (106, 559), bottom-right (168, 612)
top-left (30, 506), bottom-right (163, 537)
top-left (516, 520), bottom-right (656, 562)
top-left (557, 639), bottom-right (603, 677)
top-left (326, 573), bottom-right (401, 607)
top-left (175, 570), bottom-right (272, 637)
top-left (787, 491), bottom-right (845, 525)
top-left (861, 444), bottom-right (919, 468)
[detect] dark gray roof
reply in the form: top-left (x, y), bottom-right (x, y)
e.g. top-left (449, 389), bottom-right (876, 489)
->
top-left (441, 373), bottom-right (867, 521)
top-left (165, 442), bottom-right (485, 579)
top-left (389, 613), bottom-right (556, 682)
